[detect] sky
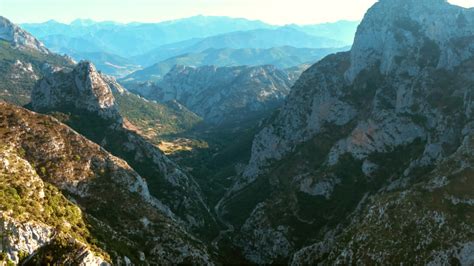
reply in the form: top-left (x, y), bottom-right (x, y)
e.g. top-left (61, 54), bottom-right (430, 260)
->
top-left (1, 0), bottom-right (473, 25)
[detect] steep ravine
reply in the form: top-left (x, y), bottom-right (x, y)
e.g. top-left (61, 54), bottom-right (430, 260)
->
top-left (30, 61), bottom-right (218, 238)
top-left (1, 0), bottom-right (474, 264)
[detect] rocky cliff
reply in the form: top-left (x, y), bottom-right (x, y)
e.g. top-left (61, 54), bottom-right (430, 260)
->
top-left (291, 132), bottom-right (474, 264)
top-left (30, 61), bottom-right (217, 236)
top-left (221, 0), bottom-right (474, 263)
top-left (32, 62), bottom-right (120, 120)
top-left (0, 101), bottom-right (213, 264)
top-left (143, 64), bottom-right (295, 124)
top-left (346, 0), bottom-right (474, 81)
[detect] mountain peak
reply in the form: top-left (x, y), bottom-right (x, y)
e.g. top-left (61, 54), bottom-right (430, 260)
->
top-left (44, 19), bottom-right (61, 24)
top-left (378, 0), bottom-right (447, 5)
top-left (345, 0), bottom-right (474, 81)
top-left (74, 60), bottom-right (103, 79)
top-left (75, 60), bottom-right (96, 72)
top-left (0, 16), bottom-right (50, 54)
top-left (32, 61), bottom-right (122, 121)
top-left (70, 18), bottom-right (96, 26)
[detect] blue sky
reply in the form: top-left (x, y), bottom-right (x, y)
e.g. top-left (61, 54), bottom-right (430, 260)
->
top-left (1, 0), bottom-right (473, 25)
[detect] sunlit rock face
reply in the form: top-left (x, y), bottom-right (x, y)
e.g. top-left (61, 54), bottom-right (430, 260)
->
top-left (243, 0), bottom-right (474, 183)
top-left (32, 61), bottom-right (122, 121)
top-left (347, 0), bottom-right (474, 81)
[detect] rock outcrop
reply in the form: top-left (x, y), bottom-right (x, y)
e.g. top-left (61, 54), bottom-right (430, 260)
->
top-left (222, 0), bottom-right (474, 263)
top-left (104, 74), bottom-right (202, 139)
top-left (0, 216), bottom-right (108, 265)
top-left (32, 61), bottom-right (121, 120)
top-left (346, 0), bottom-right (474, 81)
top-left (291, 132), bottom-right (474, 265)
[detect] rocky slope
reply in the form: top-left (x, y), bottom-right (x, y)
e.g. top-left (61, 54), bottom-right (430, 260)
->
top-left (290, 132), bottom-right (474, 264)
top-left (220, 0), bottom-right (474, 263)
top-left (0, 16), bottom-right (50, 54)
top-left (30, 61), bottom-right (217, 236)
top-left (136, 65), bottom-right (295, 124)
top-left (0, 16), bottom-right (73, 105)
top-left (0, 101), bottom-right (214, 264)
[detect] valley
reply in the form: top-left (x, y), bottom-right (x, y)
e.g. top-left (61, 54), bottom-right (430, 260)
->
top-left (0, 0), bottom-right (473, 264)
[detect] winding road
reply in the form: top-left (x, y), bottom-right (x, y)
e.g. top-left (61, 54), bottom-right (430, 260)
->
top-left (211, 194), bottom-right (235, 248)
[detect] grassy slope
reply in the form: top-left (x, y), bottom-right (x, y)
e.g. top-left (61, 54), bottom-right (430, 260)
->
top-left (114, 91), bottom-right (202, 141)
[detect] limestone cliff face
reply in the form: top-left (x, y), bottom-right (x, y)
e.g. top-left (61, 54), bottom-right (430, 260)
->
top-left (32, 61), bottom-right (121, 121)
top-left (0, 102), bottom-right (214, 264)
top-left (150, 65), bottom-right (294, 123)
top-left (291, 132), bottom-right (474, 265)
top-left (0, 16), bottom-right (50, 54)
top-left (225, 0), bottom-right (474, 263)
top-left (242, 53), bottom-right (355, 182)
top-left (0, 216), bottom-right (108, 265)
top-left (243, 0), bottom-right (473, 182)
top-left (30, 61), bottom-right (216, 233)
top-left (346, 0), bottom-right (474, 81)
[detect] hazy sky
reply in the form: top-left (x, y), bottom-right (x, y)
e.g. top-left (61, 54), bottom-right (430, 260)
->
top-left (1, 0), bottom-right (473, 25)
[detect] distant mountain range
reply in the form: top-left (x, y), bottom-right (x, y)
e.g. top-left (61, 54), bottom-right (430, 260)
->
top-left (131, 27), bottom-right (348, 66)
top-left (122, 46), bottom-right (349, 82)
top-left (22, 16), bottom-right (274, 56)
top-left (21, 17), bottom-right (358, 76)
